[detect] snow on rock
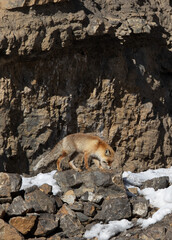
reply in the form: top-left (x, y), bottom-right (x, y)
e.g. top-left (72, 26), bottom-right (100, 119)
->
top-left (84, 219), bottom-right (133, 240)
top-left (123, 167), bottom-right (172, 187)
top-left (137, 185), bottom-right (172, 228)
top-left (20, 170), bottom-right (60, 195)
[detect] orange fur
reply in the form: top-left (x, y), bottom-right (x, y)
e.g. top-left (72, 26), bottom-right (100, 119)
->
top-left (56, 133), bottom-right (115, 171)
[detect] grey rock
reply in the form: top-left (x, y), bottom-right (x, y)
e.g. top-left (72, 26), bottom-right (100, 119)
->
top-left (80, 191), bottom-right (104, 203)
top-left (96, 184), bottom-right (127, 198)
top-left (69, 202), bottom-right (84, 212)
top-left (34, 213), bottom-right (59, 237)
top-left (83, 202), bottom-right (96, 217)
top-left (76, 212), bottom-right (89, 223)
top-left (60, 213), bottom-right (84, 237)
top-left (25, 189), bottom-right (56, 213)
top-left (25, 185), bottom-right (39, 194)
top-left (54, 170), bottom-right (83, 192)
top-left (0, 173), bottom-right (22, 203)
top-left (91, 170), bottom-right (113, 187)
top-left (95, 197), bottom-right (131, 222)
top-left (141, 176), bottom-right (169, 190)
top-left (57, 204), bottom-right (84, 237)
top-left (51, 195), bottom-right (63, 209)
top-left (10, 174), bottom-right (22, 193)
top-left (7, 196), bottom-right (29, 216)
top-left (130, 196), bottom-right (149, 217)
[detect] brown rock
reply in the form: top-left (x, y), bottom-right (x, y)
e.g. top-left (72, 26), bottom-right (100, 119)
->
top-left (127, 187), bottom-right (139, 196)
top-left (0, 219), bottom-right (24, 240)
top-left (9, 215), bottom-right (37, 235)
top-left (39, 184), bottom-right (52, 195)
top-left (83, 202), bottom-right (96, 217)
top-left (47, 233), bottom-right (61, 240)
top-left (28, 238), bottom-right (46, 240)
top-left (0, 205), bottom-right (5, 218)
top-left (0, 0), bottom-right (68, 9)
top-left (1, 203), bottom-right (10, 212)
top-left (61, 190), bottom-right (76, 205)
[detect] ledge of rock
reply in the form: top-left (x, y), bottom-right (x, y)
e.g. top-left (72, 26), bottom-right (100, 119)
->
top-left (0, 0), bottom-right (68, 9)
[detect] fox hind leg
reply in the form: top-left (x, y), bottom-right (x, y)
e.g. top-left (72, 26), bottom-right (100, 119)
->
top-left (84, 152), bottom-right (90, 170)
top-left (57, 151), bottom-right (67, 171)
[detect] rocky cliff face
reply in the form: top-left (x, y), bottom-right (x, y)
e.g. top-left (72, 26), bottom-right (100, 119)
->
top-left (0, 0), bottom-right (171, 174)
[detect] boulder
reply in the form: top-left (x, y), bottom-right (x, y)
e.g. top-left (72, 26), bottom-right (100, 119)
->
top-left (140, 176), bottom-right (169, 190)
top-left (0, 219), bottom-right (24, 240)
top-left (61, 190), bottom-right (76, 205)
top-left (95, 196), bottom-right (131, 222)
top-left (83, 202), bottom-right (96, 217)
top-left (0, 173), bottom-right (22, 203)
top-left (25, 189), bottom-right (56, 213)
top-left (9, 215), bottom-right (37, 235)
top-left (0, 205), bottom-right (5, 218)
top-left (39, 184), bottom-right (52, 195)
top-left (130, 196), bottom-right (149, 218)
top-left (7, 196), bottom-right (29, 216)
top-left (34, 213), bottom-right (59, 237)
top-left (57, 204), bottom-right (84, 237)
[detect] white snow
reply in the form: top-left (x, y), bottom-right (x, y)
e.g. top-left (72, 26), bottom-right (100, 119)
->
top-left (137, 185), bottom-right (172, 228)
top-left (83, 220), bottom-right (133, 240)
top-left (20, 170), bottom-right (60, 195)
top-left (20, 166), bottom-right (172, 240)
top-left (122, 167), bottom-right (172, 187)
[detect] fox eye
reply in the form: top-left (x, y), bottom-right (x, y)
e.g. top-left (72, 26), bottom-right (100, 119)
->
top-left (105, 149), bottom-right (111, 156)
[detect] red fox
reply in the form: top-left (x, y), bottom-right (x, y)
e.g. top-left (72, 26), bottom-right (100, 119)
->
top-left (56, 133), bottom-right (115, 171)
top-left (33, 133), bottom-right (115, 172)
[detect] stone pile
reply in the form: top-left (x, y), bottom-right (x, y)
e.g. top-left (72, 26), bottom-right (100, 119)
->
top-left (0, 170), bottom-right (172, 239)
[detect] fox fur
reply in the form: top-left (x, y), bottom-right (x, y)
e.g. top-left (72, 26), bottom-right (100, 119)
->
top-left (33, 133), bottom-right (115, 172)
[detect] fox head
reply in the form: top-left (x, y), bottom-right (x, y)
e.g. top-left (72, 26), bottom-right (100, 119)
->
top-left (96, 144), bottom-right (115, 170)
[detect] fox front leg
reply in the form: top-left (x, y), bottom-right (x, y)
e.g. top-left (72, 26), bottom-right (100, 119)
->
top-left (69, 160), bottom-right (82, 172)
top-left (56, 151), bottom-right (67, 171)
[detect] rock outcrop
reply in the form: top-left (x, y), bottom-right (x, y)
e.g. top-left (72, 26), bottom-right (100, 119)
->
top-left (0, 170), bottom-right (172, 239)
top-left (0, 0), bottom-right (171, 175)
top-left (0, 0), bottom-right (67, 9)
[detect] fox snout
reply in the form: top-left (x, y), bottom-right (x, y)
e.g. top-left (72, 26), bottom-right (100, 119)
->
top-left (101, 158), bottom-right (113, 170)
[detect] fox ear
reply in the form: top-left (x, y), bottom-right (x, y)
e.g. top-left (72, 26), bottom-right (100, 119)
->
top-left (105, 149), bottom-right (111, 156)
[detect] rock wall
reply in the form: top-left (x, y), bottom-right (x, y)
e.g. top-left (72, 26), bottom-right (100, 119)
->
top-left (0, 0), bottom-right (172, 174)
